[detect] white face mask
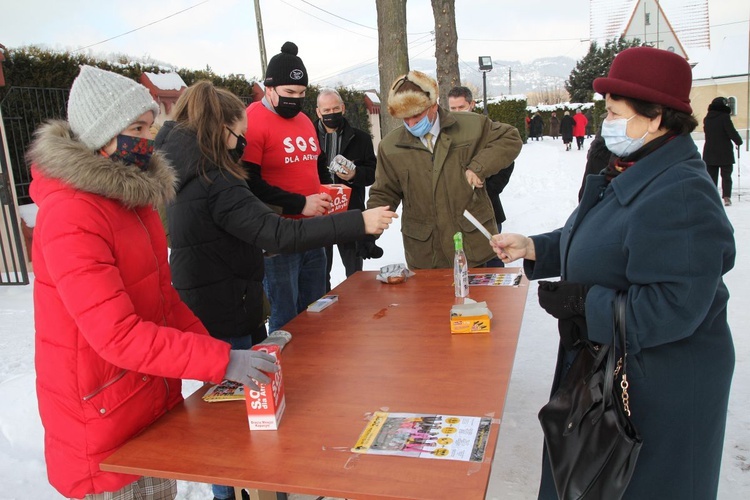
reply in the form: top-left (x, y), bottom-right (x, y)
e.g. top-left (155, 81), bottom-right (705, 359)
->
top-left (601, 116), bottom-right (648, 157)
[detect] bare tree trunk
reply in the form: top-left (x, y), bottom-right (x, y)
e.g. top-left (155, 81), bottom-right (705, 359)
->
top-left (431, 0), bottom-right (460, 108)
top-left (376, 0), bottom-right (409, 137)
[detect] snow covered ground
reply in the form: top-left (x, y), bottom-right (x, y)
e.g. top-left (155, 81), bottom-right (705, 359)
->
top-left (0, 137), bottom-right (747, 499)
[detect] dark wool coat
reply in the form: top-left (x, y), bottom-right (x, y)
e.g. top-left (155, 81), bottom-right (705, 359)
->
top-left (315, 116), bottom-right (377, 211)
top-left (527, 134), bottom-right (736, 499)
top-left (530, 114), bottom-right (544, 138)
top-left (156, 121), bottom-right (365, 340)
top-left (368, 108), bottom-right (522, 268)
top-left (28, 121), bottom-right (230, 498)
top-left (549, 116), bottom-right (560, 136)
top-left (703, 103), bottom-right (743, 166)
top-left (560, 115), bottom-right (574, 142)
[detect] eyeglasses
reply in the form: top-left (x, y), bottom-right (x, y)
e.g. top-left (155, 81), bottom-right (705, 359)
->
top-left (391, 75), bottom-right (431, 97)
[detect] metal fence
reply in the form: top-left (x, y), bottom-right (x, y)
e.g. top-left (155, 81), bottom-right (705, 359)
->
top-left (0, 115), bottom-right (29, 285)
top-left (0, 87), bottom-right (70, 206)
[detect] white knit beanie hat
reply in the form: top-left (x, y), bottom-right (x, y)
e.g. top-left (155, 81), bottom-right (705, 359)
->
top-left (67, 65), bottom-right (160, 150)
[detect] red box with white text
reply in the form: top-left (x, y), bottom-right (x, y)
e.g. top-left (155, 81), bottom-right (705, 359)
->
top-left (320, 184), bottom-right (352, 214)
top-left (244, 344), bottom-right (285, 430)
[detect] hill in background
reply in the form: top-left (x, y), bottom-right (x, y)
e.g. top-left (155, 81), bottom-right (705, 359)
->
top-left (315, 56), bottom-right (575, 97)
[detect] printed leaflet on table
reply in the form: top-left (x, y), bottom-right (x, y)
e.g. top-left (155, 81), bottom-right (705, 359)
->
top-left (352, 411), bottom-right (492, 462)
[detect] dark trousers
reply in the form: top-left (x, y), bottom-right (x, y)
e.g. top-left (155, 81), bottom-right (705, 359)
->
top-left (575, 136), bottom-right (585, 150)
top-left (706, 164), bottom-right (733, 198)
top-left (325, 242), bottom-right (363, 292)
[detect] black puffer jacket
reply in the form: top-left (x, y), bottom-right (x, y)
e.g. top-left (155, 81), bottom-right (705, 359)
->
top-left (703, 98), bottom-right (743, 166)
top-left (156, 121), bottom-right (365, 340)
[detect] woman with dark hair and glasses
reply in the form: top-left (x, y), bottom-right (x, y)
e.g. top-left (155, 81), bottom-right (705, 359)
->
top-left (492, 47), bottom-right (735, 499)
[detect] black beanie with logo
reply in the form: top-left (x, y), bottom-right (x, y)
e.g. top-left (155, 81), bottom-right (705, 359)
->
top-left (263, 41), bottom-right (308, 88)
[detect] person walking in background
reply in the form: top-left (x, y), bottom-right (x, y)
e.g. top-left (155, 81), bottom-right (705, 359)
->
top-left (368, 70), bottom-right (522, 269)
top-left (448, 86), bottom-right (515, 268)
top-left (560, 110), bottom-right (574, 151)
top-left (703, 96), bottom-right (743, 206)
top-left (314, 88), bottom-right (378, 291)
top-left (584, 109), bottom-right (594, 137)
top-left (26, 66), bottom-right (279, 500)
top-left (491, 46), bottom-right (735, 500)
top-left (549, 111), bottom-right (560, 140)
top-left (530, 112), bottom-right (544, 141)
top-left (525, 113), bottom-right (531, 137)
top-left (241, 41), bottom-right (332, 332)
top-left (572, 108), bottom-right (588, 150)
top-left (156, 81), bottom-right (394, 500)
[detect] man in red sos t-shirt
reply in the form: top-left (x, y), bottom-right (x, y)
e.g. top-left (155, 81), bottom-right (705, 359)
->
top-left (241, 41), bottom-right (332, 334)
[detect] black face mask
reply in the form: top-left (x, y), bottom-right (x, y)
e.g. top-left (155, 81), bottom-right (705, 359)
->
top-left (321, 111), bottom-right (344, 130)
top-left (226, 127), bottom-right (247, 162)
top-left (274, 93), bottom-right (304, 119)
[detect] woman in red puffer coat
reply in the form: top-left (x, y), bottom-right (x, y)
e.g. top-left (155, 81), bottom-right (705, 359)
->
top-left (27, 66), bottom-right (276, 500)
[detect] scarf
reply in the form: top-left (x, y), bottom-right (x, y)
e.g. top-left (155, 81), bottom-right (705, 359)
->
top-left (604, 132), bottom-right (678, 182)
top-left (317, 120), bottom-right (342, 183)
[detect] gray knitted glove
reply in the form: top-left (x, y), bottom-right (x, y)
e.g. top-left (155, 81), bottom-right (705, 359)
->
top-left (224, 350), bottom-right (279, 391)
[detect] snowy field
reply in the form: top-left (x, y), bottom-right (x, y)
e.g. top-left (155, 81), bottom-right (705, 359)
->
top-left (0, 136), bottom-right (747, 499)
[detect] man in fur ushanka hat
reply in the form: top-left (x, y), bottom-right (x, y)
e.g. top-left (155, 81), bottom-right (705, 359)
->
top-left (367, 70), bottom-right (523, 269)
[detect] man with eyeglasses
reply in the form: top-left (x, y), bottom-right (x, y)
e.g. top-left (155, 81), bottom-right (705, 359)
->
top-left (314, 88), bottom-right (378, 290)
top-left (367, 71), bottom-right (522, 269)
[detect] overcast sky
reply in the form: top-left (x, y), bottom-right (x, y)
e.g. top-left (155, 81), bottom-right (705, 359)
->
top-left (2, 0), bottom-right (748, 86)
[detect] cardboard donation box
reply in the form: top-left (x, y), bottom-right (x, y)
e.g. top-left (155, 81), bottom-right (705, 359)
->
top-left (450, 301), bottom-right (492, 334)
top-left (245, 344), bottom-right (286, 430)
top-left (320, 184), bottom-right (352, 214)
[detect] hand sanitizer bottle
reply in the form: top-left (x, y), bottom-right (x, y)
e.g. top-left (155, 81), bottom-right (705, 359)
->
top-left (453, 232), bottom-right (469, 298)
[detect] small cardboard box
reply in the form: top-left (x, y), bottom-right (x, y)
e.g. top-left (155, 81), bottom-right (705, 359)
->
top-left (450, 301), bottom-right (491, 334)
top-left (245, 344), bottom-right (286, 430)
top-left (320, 184), bottom-right (352, 214)
top-left (450, 314), bottom-right (491, 334)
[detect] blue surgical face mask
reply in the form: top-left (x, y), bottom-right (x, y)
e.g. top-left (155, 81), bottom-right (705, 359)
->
top-left (404, 112), bottom-right (433, 138)
top-left (601, 116), bottom-right (647, 157)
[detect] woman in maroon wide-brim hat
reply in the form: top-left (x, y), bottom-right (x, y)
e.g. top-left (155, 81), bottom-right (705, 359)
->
top-left (491, 46), bottom-right (736, 499)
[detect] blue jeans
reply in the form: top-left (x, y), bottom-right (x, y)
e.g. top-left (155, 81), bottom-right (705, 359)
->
top-left (264, 248), bottom-right (327, 332)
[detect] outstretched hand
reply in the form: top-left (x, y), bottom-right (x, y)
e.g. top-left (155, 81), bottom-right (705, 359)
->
top-left (490, 233), bottom-right (535, 263)
top-left (362, 206), bottom-right (398, 235)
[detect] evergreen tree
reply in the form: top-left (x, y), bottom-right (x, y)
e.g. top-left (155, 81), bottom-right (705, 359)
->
top-left (565, 37), bottom-right (643, 103)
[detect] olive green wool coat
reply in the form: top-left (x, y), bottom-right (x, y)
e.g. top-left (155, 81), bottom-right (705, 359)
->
top-left (368, 108), bottom-right (522, 268)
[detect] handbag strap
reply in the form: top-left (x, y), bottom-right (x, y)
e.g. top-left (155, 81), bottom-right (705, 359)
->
top-left (613, 292), bottom-right (632, 416)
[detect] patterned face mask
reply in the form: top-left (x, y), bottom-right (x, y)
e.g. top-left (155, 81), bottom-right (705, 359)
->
top-left (108, 135), bottom-right (155, 170)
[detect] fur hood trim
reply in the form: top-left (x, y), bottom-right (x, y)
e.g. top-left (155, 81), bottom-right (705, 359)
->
top-left (387, 70), bottom-right (439, 119)
top-left (27, 120), bottom-right (176, 209)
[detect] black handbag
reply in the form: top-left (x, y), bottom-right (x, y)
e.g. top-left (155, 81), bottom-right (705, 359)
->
top-left (538, 292), bottom-right (643, 500)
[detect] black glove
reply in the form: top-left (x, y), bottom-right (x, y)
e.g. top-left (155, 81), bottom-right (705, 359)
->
top-left (557, 317), bottom-right (588, 350)
top-left (356, 235), bottom-right (384, 259)
top-left (537, 280), bottom-right (589, 320)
